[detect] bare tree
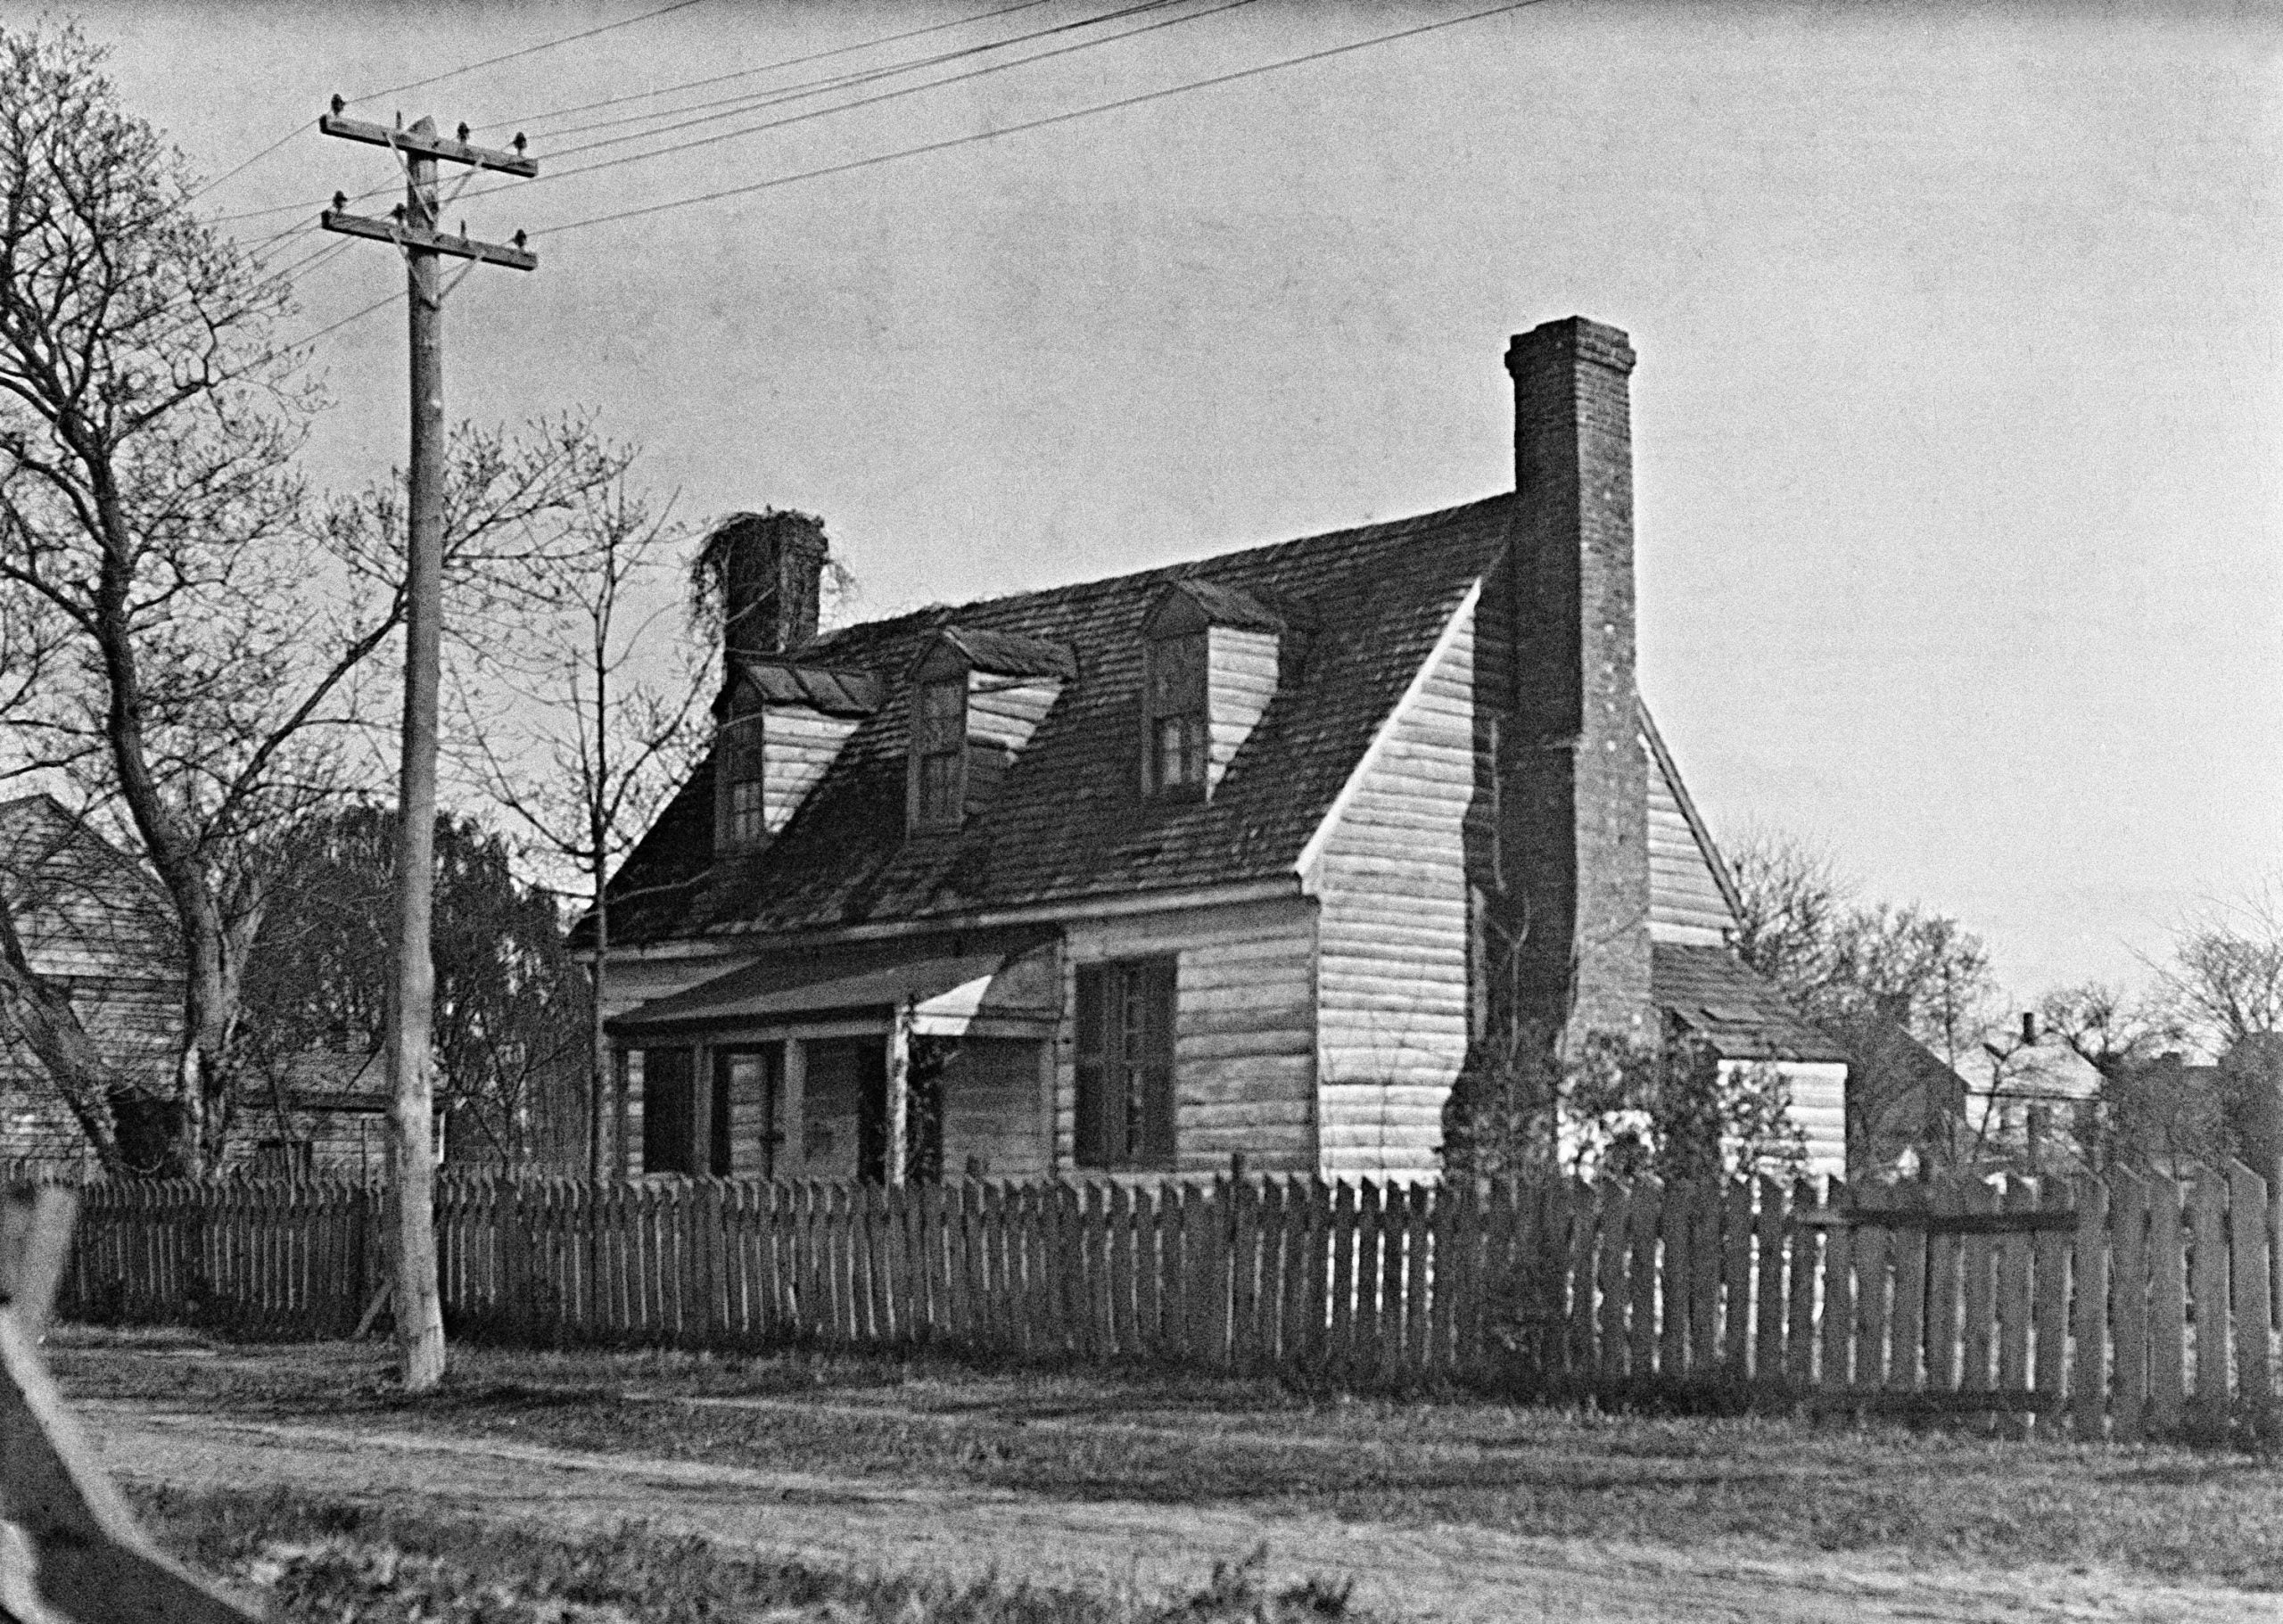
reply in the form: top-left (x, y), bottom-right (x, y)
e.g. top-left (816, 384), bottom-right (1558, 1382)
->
top-left (457, 480), bottom-right (708, 1183)
top-left (0, 24), bottom-right (630, 1173)
top-left (2157, 882), bottom-right (2283, 1051)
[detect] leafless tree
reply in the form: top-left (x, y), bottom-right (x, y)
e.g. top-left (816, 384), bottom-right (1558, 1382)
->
top-left (2157, 881), bottom-right (2283, 1052)
top-left (456, 480), bottom-right (709, 1182)
top-left (0, 24), bottom-right (628, 1173)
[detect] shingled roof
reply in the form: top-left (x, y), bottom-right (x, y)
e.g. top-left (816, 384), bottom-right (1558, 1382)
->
top-left (597, 494), bottom-right (1514, 947)
top-left (1652, 943), bottom-right (1849, 1063)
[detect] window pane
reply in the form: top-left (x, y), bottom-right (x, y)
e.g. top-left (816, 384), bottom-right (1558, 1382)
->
top-left (1157, 714), bottom-right (1205, 789)
top-left (918, 678), bottom-right (965, 752)
top-left (919, 751), bottom-right (960, 824)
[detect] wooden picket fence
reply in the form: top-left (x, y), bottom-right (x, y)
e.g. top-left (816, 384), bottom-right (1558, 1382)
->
top-left (45, 1165), bottom-right (2283, 1439)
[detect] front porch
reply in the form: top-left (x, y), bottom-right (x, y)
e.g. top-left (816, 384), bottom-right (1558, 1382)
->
top-left (606, 931), bottom-right (1061, 1183)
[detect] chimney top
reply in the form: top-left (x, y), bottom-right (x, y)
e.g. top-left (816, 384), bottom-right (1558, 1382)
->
top-left (1506, 315), bottom-right (1636, 380)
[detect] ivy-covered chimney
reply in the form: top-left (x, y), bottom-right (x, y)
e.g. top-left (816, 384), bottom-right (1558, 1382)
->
top-left (712, 508), bottom-right (828, 662)
top-left (709, 510), bottom-right (831, 853)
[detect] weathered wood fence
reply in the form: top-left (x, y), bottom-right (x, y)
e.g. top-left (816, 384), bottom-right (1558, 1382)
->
top-left (51, 1166), bottom-right (2283, 1439)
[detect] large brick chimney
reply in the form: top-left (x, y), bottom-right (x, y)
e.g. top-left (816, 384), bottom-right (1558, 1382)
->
top-left (709, 510), bottom-right (829, 853)
top-left (1504, 317), bottom-right (1653, 1047)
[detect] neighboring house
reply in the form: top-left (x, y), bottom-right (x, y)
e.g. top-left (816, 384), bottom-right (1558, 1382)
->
top-left (0, 793), bottom-right (410, 1177)
top-left (593, 317), bottom-right (1849, 1183)
top-left (0, 793), bottom-right (180, 1172)
top-left (1837, 995), bottom-right (1973, 1177)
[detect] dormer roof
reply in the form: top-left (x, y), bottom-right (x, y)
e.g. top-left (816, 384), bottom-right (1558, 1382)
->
top-left (920, 627), bottom-right (1078, 681)
top-left (1141, 579), bottom-right (1290, 639)
top-left (728, 660), bottom-right (886, 718)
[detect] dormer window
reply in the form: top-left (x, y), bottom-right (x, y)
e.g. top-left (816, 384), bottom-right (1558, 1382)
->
top-left (726, 779), bottom-right (767, 847)
top-left (713, 660), bottom-right (883, 855)
top-left (1145, 632), bottom-right (1207, 795)
top-left (915, 675), bottom-right (967, 829)
top-left (1137, 579), bottom-right (1293, 803)
top-left (906, 628), bottom-right (1074, 837)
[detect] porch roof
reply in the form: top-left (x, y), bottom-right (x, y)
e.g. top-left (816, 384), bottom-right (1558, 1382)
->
top-left (607, 928), bottom-right (1059, 1039)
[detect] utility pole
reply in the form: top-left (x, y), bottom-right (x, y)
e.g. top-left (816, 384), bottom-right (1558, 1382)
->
top-left (321, 103), bottom-right (536, 1393)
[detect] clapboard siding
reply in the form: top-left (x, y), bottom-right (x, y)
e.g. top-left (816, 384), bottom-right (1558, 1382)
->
top-left (1758, 1059), bottom-right (1847, 1175)
top-left (1056, 895), bottom-right (1318, 1175)
top-left (1206, 625), bottom-right (1280, 793)
top-left (964, 672), bottom-right (1064, 814)
top-left (1645, 732), bottom-right (1736, 945)
top-left (0, 796), bottom-right (181, 1166)
top-left (938, 1036), bottom-right (1050, 1180)
top-left (1306, 595), bottom-right (1481, 1180)
top-left (762, 705), bottom-right (861, 835)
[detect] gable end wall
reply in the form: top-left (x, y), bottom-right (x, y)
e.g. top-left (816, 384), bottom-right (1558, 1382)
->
top-left (1304, 596), bottom-right (1482, 1180)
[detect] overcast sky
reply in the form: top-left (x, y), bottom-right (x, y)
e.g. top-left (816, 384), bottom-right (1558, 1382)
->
top-left (71, 0), bottom-right (2283, 1006)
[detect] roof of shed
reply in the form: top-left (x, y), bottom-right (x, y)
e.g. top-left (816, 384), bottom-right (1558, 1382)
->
top-left (594, 494), bottom-right (1513, 946)
top-left (1652, 943), bottom-right (1850, 1063)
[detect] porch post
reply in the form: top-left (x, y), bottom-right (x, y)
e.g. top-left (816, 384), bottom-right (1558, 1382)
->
top-left (689, 1041), bottom-right (713, 1177)
top-left (886, 1005), bottom-right (912, 1185)
top-left (779, 1039), bottom-right (806, 1178)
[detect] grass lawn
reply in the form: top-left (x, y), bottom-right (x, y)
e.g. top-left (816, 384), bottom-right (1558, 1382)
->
top-left (54, 1324), bottom-right (2283, 1594)
top-left (135, 1484), bottom-right (1366, 1623)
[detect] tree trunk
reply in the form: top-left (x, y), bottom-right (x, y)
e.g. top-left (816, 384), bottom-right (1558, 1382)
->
top-left (589, 874), bottom-right (607, 1184)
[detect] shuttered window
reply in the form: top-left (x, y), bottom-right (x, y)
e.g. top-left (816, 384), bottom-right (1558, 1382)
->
top-left (1075, 957), bottom-right (1176, 1169)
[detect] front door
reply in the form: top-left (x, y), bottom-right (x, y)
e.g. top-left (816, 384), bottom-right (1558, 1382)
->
top-left (711, 1046), bottom-right (780, 1179)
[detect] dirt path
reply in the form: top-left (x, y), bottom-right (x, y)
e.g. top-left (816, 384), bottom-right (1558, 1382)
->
top-left (83, 1401), bottom-right (2271, 1624)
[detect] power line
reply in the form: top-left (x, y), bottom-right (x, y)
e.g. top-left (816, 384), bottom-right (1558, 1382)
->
top-left (447, 0), bottom-right (1248, 212)
top-left (494, 0), bottom-right (1059, 132)
top-left (191, 0), bottom-right (707, 202)
top-left (535, 0), bottom-right (1553, 240)
top-left (529, 4), bottom-right (1140, 144)
top-left (348, 0), bottom-right (711, 104)
top-left (284, 0), bottom-right (1552, 348)
top-left (538, 0), bottom-right (1199, 164)
top-left (210, 0), bottom-right (1202, 229)
top-left (188, 125), bottom-right (310, 202)
top-left (287, 286), bottom-right (404, 350)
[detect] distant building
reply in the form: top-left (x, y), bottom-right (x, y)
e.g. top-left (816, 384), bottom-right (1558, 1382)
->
top-left (589, 317), bottom-right (1849, 1183)
top-left (0, 793), bottom-right (408, 1177)
top-left (0, 794), bottom-right (180, 1173)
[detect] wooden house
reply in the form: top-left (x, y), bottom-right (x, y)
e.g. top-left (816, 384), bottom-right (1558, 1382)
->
top-left (0, 796), bottom-right (414, 1176)
top-left (0, 794), bottom-right (180, 1172)
top-left (595, 317), bottom-right (1849, 1183)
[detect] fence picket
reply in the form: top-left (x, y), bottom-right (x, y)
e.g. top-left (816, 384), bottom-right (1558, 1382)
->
top-left (1959, 1180), bottom-right (1999, 1397)
top-left (2232, 1162), bottom-right (2272, 1438)
top-left (1719, 1178), bottom-right (1752, 1377)
top-left (1851, 1204), bottom-right (1890, 1396)
top-left (2107, 1168), bottom-right (2147, 1442)
top-left (2031, 1176), bottom-right (2069, 1420)
top-left (1888, 1185), bottom-right (1925, 1394)
top-left (1924, 1182), bottom-right (1961, 1395)
top-left (2071, 1173), bottom-right (2110, 1439)
top-left (1629, 1179), bottom-right (1663, 1383)
top-left (1820, 1178), bottom-right (1854, 1396)
top-left (1658, 1180), bottom-right (1689, 1381)
top-left (2190, 1167), bottom-right (2230, 1428)
top-left (1595, 1183), bottom-right (1630, 1381)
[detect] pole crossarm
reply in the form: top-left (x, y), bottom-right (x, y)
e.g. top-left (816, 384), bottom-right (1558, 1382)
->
top-left (320, 209), bottom-right (538, 270)
top-left (319, 110), bottom-right (538, 176)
